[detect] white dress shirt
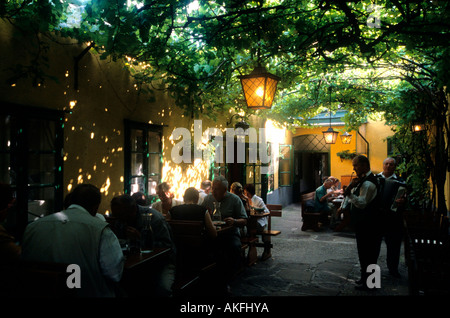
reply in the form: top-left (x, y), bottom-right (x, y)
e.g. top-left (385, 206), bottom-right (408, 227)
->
top-left (250, 195), bottom-right (269, 227)
top-left (342, 171), bottom-right (378, 210)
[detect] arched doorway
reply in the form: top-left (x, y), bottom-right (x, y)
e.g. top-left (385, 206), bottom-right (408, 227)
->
top-left (292, 134), bottom-right (330, 202)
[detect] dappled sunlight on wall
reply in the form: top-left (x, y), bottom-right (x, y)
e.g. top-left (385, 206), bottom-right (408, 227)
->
top-left (162, 159), bottom-right (209, 199)
top-left (162, 128), bottom-right (211, 199)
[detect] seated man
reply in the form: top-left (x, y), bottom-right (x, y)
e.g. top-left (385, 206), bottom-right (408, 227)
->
top-left (168, 187), bottom-right (217, 239)
top-left (314, 178), bottom-right (343, 226)
top-left (201, 176), bottom-right (247, 290)
top-left (151, 182), bottom-right (183, 217)
top-left (243, 183), bottom-right (272, 261)
top-left (198, 180), bottom-right (212, 205)
top-left (22, 184), bottom-right (124, 297)
top-left (110, 194), bottom-right (175, 297)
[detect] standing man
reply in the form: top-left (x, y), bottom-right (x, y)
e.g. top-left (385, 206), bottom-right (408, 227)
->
top-left (343, 155), bottom-right (382, 291)
top-left (378, 157), bottom-right (406, 278)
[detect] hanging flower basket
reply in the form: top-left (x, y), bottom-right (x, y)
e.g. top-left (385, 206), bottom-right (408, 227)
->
top-left (336, 150), bottom-right (358, 161)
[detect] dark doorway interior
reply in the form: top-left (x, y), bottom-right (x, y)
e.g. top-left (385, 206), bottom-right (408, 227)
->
top-left (293, 152), bottom-right (329, 202)
top-left (292, 134), bottom-right (331, 202)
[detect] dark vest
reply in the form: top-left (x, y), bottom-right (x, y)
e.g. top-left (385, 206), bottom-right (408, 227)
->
top-left (351, 173), bottom-right (381, 229)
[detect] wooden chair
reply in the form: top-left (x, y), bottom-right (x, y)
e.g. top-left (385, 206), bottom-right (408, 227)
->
top-left (301, 192), bottom-right (321, 231)
top-left (168, 220), bottom-right (217, 295)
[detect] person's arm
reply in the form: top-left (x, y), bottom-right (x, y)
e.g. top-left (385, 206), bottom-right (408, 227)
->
top-left (348, 181), bottom-right (377, 209)
top-left (224, 217), bottom-right (247, 227)
top-left (224, 196), bottom-right (248, 227)
top-left (319, 190), bottom-right (336, 203)
top-left (99, 227), bottom-right (125, 282)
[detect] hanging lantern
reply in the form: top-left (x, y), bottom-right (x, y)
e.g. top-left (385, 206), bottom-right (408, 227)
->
top-left (340, 131), bottom-right (353, 144)
top-left (238, 65), bottom-right (280, 110)
top-left (322, 127), bottom-right (339, 144)
top-left (322, 86), bottom-right (339, 144)
top-left (412, 122), bottom-right (426, 133)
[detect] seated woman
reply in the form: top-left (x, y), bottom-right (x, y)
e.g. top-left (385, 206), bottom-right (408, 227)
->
top-left (230, 182), bottom-right (251, 216)
top-left (168, 187), bottom-right (217, 238)
top-left (314, 178), bottom-right (343, 227)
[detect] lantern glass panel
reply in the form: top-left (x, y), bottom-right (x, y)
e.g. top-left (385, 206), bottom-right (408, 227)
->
top-left (240, 76), bottom-right (278, 109)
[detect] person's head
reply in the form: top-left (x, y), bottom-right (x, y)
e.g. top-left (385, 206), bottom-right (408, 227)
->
top-left (70, 184), bottom-right (102, 216)
top-left (156, 182), bottom-right (174, 204)
top-left (183, 187), bottom-right (200, 204)
top-left (230, 182), bottom-right (244, 196)
top-left (212, 176), bottom-right (228, 202)
top-left (243, 184), bottom-right (256, 200)
top-left (352, 155), bottom-right (371, 178)
top-left (0, 182), bottom-right (14, 222)
top-left (131, 192), bottom-right (147, 206)
top-left (382, 157), bottom-right (397, 178)
top-left (323, 178), bottom-right (334, 189)
top-left (200, 180), bottom-right (212, 194)
top-left (110, 194), bottom-right (137, 224)
top-left (328, 176), bottom-right (339, 186)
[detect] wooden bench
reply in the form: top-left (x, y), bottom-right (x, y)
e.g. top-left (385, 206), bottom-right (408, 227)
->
top-left (301, 192), bottom-right (321, 231)
top-left (264, 204), bottom-right (282, 236)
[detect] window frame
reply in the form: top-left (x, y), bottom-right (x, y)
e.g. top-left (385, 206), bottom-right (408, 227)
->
top-left (0, 102), bottom-right (64, 240)
top-left (279, 144), bottom-right (293, 187)
top-left (124, 119), bottom-right (163, 202)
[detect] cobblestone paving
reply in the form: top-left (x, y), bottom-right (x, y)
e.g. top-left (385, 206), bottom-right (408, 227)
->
top-left (229, 203), bottom-right (410, 296)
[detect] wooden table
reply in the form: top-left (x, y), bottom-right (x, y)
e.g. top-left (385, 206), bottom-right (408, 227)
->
top-left (214, 222), bottom-right (234, 236)
top-left (331, 198), bottom-right (344, 210)
top-left (124, 247), bottom-right (171, 270)
top-left (120, 247), bottom-right (172, 297)
top-left (244, 212), bottom-right (270, 265)
top-left (331, 198), bottom-right (352, 232)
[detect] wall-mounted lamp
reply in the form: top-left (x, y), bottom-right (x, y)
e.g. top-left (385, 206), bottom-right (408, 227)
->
top-left (227, 113), bottom-right (250, 130)
top-left (340, 131), bottom-right (353, 144)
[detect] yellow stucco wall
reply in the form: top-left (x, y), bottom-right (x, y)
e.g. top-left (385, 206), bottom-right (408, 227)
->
top-left (0, 19), bottom-right (224, 213)
top-left (364, 117), bottom-right (396, 174)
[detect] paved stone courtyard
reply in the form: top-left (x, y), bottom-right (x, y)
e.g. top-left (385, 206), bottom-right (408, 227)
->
top-left (229, 203), bottom-right (410, 296)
